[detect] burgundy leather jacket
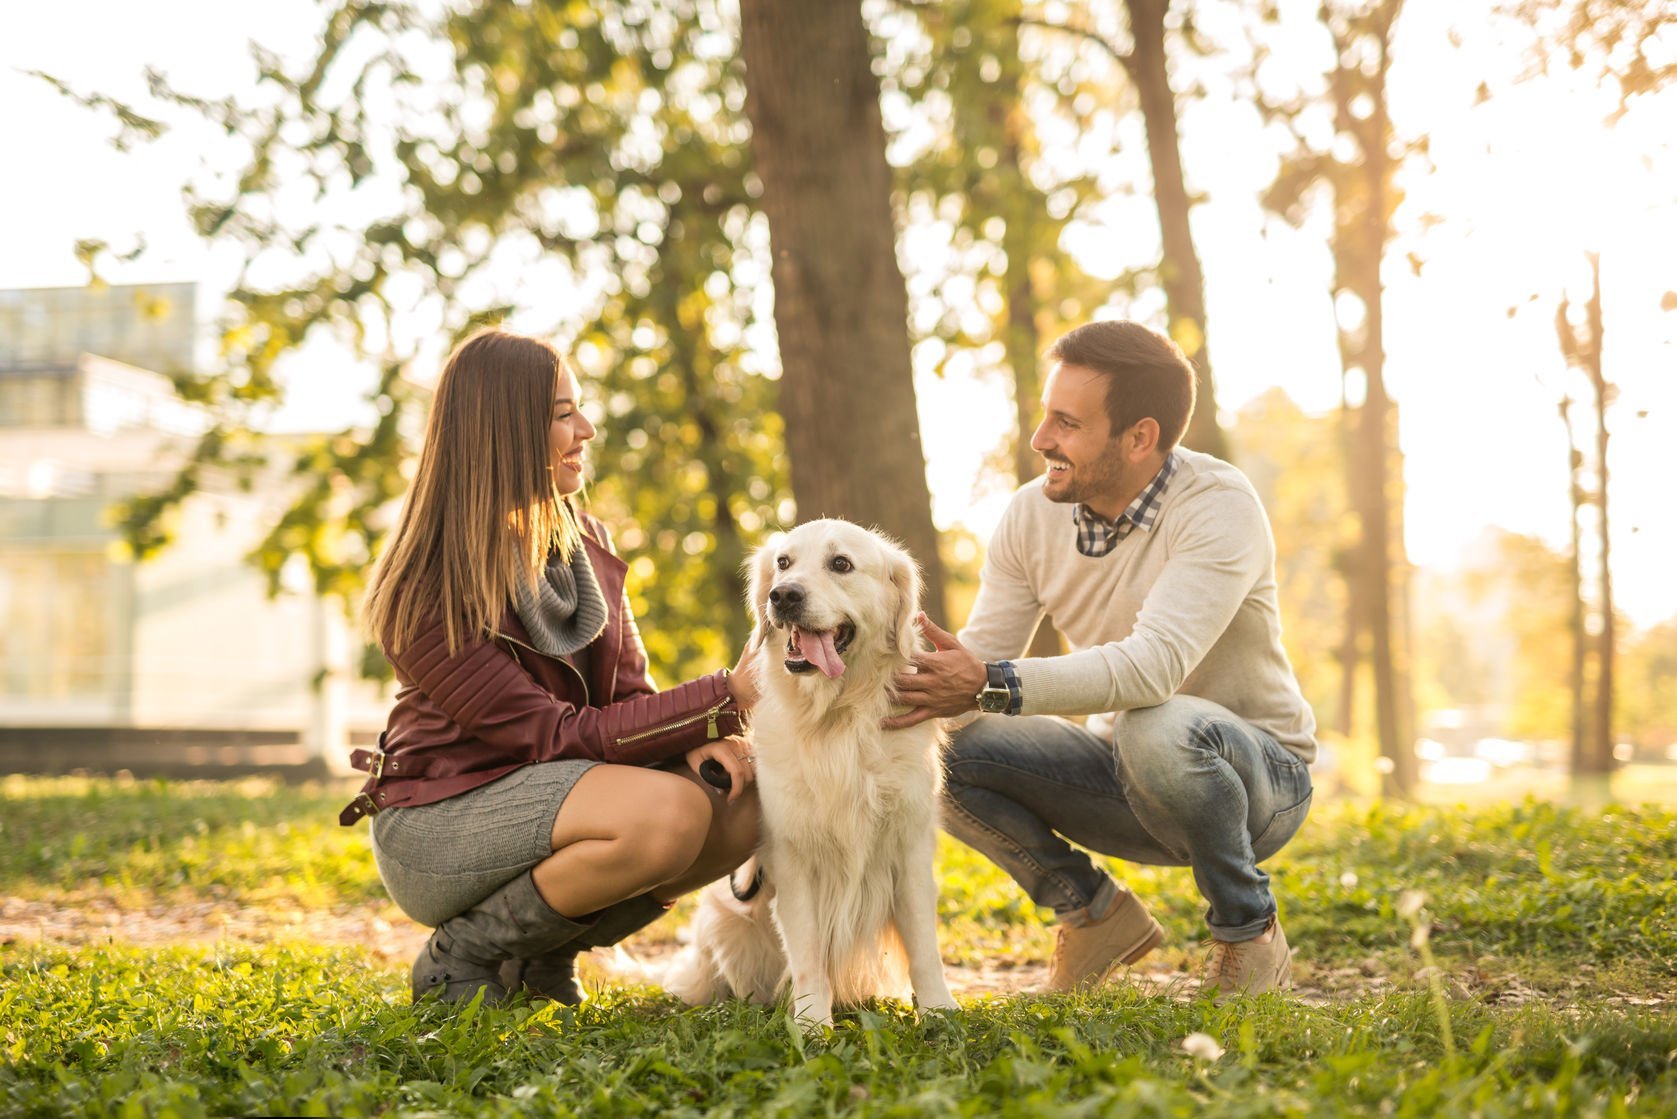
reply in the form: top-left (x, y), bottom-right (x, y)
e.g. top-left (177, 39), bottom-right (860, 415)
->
top-left (340, 514), bottom-right (744, 825)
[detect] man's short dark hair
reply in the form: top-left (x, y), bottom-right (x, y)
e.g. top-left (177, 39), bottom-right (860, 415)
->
top-left (1046, 321), bottom-right (1197, 450)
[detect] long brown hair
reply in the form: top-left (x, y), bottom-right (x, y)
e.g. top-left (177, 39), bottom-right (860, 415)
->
top-left (365, 330), bottom-right (584, 657)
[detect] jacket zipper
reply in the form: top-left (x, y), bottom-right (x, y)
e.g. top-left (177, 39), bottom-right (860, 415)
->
top-left (614, 695), bottom-right (729, 747)
top-left (502, 634), bottom-right (591, 706)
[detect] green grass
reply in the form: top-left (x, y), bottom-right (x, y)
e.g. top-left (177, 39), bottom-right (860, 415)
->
top-left (0, 775), bottom-right (381, 908)
top-left (3, 946), bottom-right (1672, 1118)
top-left (4, 776), bottom-right (1676, 1117)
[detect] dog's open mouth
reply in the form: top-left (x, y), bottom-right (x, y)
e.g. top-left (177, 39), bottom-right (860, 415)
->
top-left (784, 623), bottom-right (855, 679)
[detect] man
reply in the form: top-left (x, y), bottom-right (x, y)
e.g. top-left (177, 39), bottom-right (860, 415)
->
top-left (888, 320), bottom-right (1316, 996)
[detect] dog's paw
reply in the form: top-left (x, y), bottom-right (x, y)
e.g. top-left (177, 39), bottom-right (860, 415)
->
top-left (916, 993), bottom-right (959, 1012)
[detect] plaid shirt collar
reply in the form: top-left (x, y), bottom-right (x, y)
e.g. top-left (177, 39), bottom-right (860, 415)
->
top-left (1072, 452), bottom-right (1178, 558)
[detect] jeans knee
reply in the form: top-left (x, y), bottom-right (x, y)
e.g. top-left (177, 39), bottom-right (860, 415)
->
top-left (1113, 704), bottom-right (1223, 799)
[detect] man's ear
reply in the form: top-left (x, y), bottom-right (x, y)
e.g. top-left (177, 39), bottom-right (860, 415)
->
top-left (885, 541), bottom-right (923, 662)
top-left (1127, 417), bottom-right (1161, 461)
top-left (746, 533), bottom-right (784, 632)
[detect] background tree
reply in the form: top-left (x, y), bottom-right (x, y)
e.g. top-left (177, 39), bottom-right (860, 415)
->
top-left (1255, 0), bottom-right (1419, 797)
top-left (1228, 389), bottom-right (1351, 730)
top-left (1010, 0), bottom-right (1231, 459)
top-left (1554, 254), bottom-right (1617, 789)
top-left (1499, 0), bottom-right (1677, 786)
top-left (735, 0), bottom-right (945, 617)
top-left (879, 0), bottom-right (1114, 648)
top-left (64, 0), bottom-right (798, 684)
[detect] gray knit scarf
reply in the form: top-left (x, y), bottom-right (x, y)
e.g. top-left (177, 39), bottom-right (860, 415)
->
top-left (512, 544), bottom-right (607, 657)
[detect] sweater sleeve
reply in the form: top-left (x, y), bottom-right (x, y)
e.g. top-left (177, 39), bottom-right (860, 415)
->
top-left (957, 498), bottom-right (1049, 662)
top-left (1012, 486), bottom-right (1269, 716)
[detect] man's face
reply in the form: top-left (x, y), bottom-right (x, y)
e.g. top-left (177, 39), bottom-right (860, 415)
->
top-left (1030, 362), bottom-right (1127, 510)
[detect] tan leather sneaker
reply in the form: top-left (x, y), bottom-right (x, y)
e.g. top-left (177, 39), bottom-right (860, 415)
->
top-left (1200, 916), bottom-right (1292, 999)
top-left (1047, 889), bottom-right (1165, 992)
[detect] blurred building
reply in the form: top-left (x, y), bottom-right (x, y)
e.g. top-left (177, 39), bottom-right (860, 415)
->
top-left (0, 283), bottom-right (384, 777)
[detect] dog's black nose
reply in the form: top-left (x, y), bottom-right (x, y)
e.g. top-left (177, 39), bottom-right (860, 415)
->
top-left (768, 583), bottom-right (804, 613)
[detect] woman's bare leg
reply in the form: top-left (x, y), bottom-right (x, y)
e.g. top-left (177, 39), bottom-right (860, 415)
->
top-left (654, 767), bottom-right (762, 900)
top-left (532, 765), bottom-right (712, 917)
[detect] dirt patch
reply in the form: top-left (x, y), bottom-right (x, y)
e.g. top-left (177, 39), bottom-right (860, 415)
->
top-left (4, 897), bottom-right (1664, 1008)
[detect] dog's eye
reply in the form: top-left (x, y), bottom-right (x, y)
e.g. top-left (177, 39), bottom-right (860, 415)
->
top-left (829, 555), bottom-right (853, 574)
top-left (776, 554), bottom-right (790, 571)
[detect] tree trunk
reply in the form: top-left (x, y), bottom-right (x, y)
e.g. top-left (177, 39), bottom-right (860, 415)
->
top-left (1560, 393), bottom-right (1588, 776)
top-left (1125, 0), bottom-right (1229, 461)
top-left (994, 32), bottom-right (1063, 657)
top-left (1555, 254), bottom-right (1615, 797)
top-left (737, 0), bottom-right (946, 616)
top-left (1583, 253), bottom-right (1616, 783)
top-left (1328, 0), bottom-right (1413, 797)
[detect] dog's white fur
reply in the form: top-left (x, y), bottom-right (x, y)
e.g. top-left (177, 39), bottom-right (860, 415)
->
top-left (662, 518), bottom-right (958, 1027)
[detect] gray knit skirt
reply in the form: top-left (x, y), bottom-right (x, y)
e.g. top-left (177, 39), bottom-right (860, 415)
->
top-left (369, 759), bottom-right (597, 927)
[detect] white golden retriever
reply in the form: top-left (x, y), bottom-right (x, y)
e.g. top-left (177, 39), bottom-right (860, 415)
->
top-left (662, 518), bottom-right (958, 1028)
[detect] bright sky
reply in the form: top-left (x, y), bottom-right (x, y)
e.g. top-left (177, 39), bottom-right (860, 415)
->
top-left (3, 1), bottom-right (1674, 628)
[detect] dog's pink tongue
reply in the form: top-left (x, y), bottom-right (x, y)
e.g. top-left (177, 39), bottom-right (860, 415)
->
top-left (798, 628), bottom-right (845, 678)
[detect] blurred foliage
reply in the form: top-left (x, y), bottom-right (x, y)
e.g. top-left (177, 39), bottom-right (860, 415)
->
top-left (879, 0), bottom-right (1119, 484)
top-left (48, 0), bottom-right (1673, 768)
top-left (1228, 389), bottom-right (1352, 734)
top-left (79, 0), bottom-right (791, 684)
top-left (1507, 0), bottom-right (1677, 114)
top-left (65, 0), bottom-right (1262, 687)
top-left (1424, 529), bottom-right (1677, 754)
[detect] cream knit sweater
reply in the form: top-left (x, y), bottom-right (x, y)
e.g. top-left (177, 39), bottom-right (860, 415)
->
top-left (958, 448), bottom-right (1317, 761)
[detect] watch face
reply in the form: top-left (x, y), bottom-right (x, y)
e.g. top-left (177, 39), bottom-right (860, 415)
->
top-left (978, 688), bottom-right (1010, 714)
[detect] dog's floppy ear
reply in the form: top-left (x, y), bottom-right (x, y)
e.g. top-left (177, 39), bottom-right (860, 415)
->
top-left (885, 540), bottom-right (924, 662)
top-left (746, 533), bottom-right (784, 633)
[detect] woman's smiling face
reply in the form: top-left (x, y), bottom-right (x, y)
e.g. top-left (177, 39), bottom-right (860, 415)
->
top-left (549, 367), bottom-right (596, 495)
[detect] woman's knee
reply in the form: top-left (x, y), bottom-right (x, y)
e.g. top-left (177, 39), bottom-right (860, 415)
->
top-left (631, 778), bottom-right (714, 882)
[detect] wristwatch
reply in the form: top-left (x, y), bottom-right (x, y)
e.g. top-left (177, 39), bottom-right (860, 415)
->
top-left (975, 662), bottom-right (1012, 714)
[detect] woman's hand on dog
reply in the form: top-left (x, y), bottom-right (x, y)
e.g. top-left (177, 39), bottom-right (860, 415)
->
top-left (686, 737), bottom-right (756, 802)
top-left (884, 613), bottom-right (988, 729)
top-left (727, 632), bottom-right (763, 710)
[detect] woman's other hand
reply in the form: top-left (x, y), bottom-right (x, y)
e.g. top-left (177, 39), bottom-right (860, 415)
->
top-left (685, 737), bottom-right (755, 802)
top-left (727, 631), bottom-right (763, 709)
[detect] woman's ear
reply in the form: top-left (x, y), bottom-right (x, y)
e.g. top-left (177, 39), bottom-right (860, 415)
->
top-left (886, 543), bottom-right (923, 662)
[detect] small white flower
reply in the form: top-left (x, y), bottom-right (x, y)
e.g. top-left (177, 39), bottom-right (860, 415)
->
top-left (1180, 1032), bottom-right (1226, 1062)
top-left (1396, 890), bottom-right (1427, 919)
top-left (1339, 871), bottom-right (1359, 889)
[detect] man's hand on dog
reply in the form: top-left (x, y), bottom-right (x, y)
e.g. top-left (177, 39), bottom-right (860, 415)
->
top-left (686, 737), bottom-right (755, 802)
top-left (884, 613), bottom-right (987, 729)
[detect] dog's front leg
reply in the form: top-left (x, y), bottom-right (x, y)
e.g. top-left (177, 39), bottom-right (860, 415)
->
top-left (894, 837), bottom-right (958, 1012)
top-left (769, 878), bottom-right (834, 1030)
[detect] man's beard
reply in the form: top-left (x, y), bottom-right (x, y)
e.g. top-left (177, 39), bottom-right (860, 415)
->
top-left (1041, 445), bottom-right (1126, 506)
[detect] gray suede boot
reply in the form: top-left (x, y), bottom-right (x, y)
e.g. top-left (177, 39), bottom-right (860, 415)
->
top-left (499, 893), bottom-right (672, 1004)
top-left (412, 870), bottom-right (592, 1005)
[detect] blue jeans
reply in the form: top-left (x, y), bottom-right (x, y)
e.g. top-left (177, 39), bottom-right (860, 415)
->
top-left (942, 696), bottom-right (1313, 941)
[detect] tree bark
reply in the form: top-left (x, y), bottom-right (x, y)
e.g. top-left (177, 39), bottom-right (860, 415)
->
top-left (1125, 0), bottom-right (1228, 460)
top-left (1580, 253), bottom-right (1616, 783)
top-left (1559, 392), bottom-right (1588, 776)
top-left (1328, 0), bottom-right (1413, 797)
top-left (737, 0), bottom-right (946, 615)
top-left (1588, 255), bottom-right (1615, 781)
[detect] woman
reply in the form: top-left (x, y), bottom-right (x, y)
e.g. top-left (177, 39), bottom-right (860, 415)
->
top-left (340, 329), bottom-right (761, 1006)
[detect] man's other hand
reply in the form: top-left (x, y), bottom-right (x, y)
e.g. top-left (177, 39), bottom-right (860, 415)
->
top-left (884, 613), bottom-right (988, 729)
